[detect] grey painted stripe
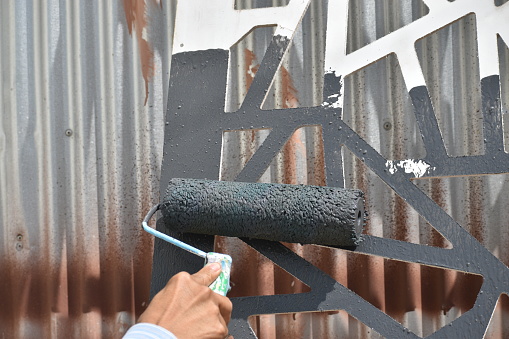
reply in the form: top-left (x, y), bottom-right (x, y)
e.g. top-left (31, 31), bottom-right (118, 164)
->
top-left (409, 86), bottom-right (448, 161)
top-left (241, 35), bottom-right (291, 111)
top-left (235, 126), bottom-right (297, 182)
top-left (152, 49), bottom-right (230, 297)
top-left (481, 75), bottom-right (504, 154)
top-left (322, 72), bottom-right (345, 187)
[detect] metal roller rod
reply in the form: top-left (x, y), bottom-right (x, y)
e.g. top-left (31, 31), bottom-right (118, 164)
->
top-left (142, 204), bottom-right (207, 258)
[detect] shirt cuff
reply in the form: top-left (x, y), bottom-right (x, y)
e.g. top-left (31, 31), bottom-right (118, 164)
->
top-left (122, 323), bottom-right (178, 339)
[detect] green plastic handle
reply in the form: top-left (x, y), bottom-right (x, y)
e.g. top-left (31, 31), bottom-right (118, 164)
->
top-left (206, 253), bottom-right (232, 296)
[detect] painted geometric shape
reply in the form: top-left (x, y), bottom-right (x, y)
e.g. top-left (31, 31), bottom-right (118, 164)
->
top-left (153, 0), bottom-right (509, 337)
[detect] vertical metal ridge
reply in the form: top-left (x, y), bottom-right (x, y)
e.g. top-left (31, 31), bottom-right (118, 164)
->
top-left (35, 1), bottom-right (55, 335)
top-left (498, 35), bottom-right (509, 152)
top-left (1, 0), bottom-right (169, 336)
top-left (0, 3), bottom-right (17, 336)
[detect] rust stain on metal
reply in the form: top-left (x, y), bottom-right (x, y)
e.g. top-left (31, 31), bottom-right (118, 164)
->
top-left (468, 177), bottom-right (485, 244)
top-left (282, 129), bottom-right (305, 185)
top-left (216, 236), bottom-right (309, 298)
top-left (279, 73), bottom-right (329, 315)
top-left (0, 210), bottom-right (154, 338)
top-left (244, 48), bottom-right (260, 91)
top-left (416, 176), bottom-right (485, 320)
top-left (216, 237), bottom-right (263, 298)
top-left (123, 0), bottom-right (160, 105)
top-left (485, 293), bottom-right (509, 338)
top-left (421, 178), bottom-right (455, 319)
top-left (383, 198), bottom-right (420, 321)
top-left (243, 48), bottom-right (261, 163)
top-left (280, 65), bottom-right (303, 185)
top-left (346, 156), bottom-right (386, 315)
top-left (281, 66), bottom-right (299, 109)
top-left (428, 178), bottom-right (450, 248)
top-left (308, 126), bottom-right (326, 187)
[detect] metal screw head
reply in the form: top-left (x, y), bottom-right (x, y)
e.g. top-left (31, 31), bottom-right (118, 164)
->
top-left (65, 129), bottom-right (73, 136)
top-left (16, 242), bottom-right (23, 251)
top-left (16, 234), bottom-right (23, 241)
top-left (383, 122), bottom-right (392, 130)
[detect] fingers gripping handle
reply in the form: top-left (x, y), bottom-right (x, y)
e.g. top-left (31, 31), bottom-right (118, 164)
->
top-left (142, 204), bottom-right (232, 296)
top-left (206, 253), bottom-right (232, 296)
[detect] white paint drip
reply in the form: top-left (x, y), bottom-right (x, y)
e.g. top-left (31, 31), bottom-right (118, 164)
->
top-left (386, 159), bottom-right (435, 178)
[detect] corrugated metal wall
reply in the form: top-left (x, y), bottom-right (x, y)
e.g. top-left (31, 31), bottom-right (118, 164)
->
top-left (0, 1), bottom-right (172, 337)
top-left (1, 0), bottom-right (508, 338)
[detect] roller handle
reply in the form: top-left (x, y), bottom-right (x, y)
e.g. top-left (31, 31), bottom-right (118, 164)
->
top-left (142, 204), bottom-right (232, 296)
top-left (205, 253), bottom-right (232, 296)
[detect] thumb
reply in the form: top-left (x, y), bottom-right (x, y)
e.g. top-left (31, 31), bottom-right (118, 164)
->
top-left (192, 262), bottom-right (222, 286)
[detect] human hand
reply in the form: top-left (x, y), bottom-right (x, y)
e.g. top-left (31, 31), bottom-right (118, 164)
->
top-left (138, 263), bottom-right (233, 339)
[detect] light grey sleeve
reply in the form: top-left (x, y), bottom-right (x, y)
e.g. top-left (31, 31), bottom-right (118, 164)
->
top-left (122, 323), bottom-right (178, 339)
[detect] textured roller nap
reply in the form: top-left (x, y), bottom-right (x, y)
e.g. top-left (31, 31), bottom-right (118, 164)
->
top-left (160, 178), bottom-right (365, 247)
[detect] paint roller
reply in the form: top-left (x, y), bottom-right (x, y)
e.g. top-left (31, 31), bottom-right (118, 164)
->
top-left (143, 178), bottom-right (365, 295)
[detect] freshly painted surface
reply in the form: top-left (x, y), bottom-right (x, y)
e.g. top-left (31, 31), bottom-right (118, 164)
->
top-left (156, 0), bottom-right (509, 338)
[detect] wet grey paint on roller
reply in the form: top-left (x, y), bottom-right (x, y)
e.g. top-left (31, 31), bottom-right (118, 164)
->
top-left (159, 179), bottom-right (365, 247)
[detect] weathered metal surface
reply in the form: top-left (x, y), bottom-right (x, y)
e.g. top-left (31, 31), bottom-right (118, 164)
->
top-left (2, 0), bottom-right (509, 338)
top-left (0, 0), bottom-right (170, 337)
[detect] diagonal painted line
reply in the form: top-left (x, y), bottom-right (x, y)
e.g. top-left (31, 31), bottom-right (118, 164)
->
top-left (229, 238), bottom-right (421, 339)
top-left (481, 75), bottom-right (504, 155)
top-left (234, 125), bottom-right (297, 182)
top-left (241, 35), bottom-right (291, 111)
top-left (336, 118), bottom-right (509, 279)
top-left (322, 123), bottom-right (346, 188)
top-left (409, 86), bottom-right (448, 161)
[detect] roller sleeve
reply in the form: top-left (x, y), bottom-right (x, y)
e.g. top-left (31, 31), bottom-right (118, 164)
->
top-left (159, 178), bottom-right (365, 248)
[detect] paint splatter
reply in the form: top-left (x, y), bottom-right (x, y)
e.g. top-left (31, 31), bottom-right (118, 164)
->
top-left (386, 159), bottom-right (435, 178)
